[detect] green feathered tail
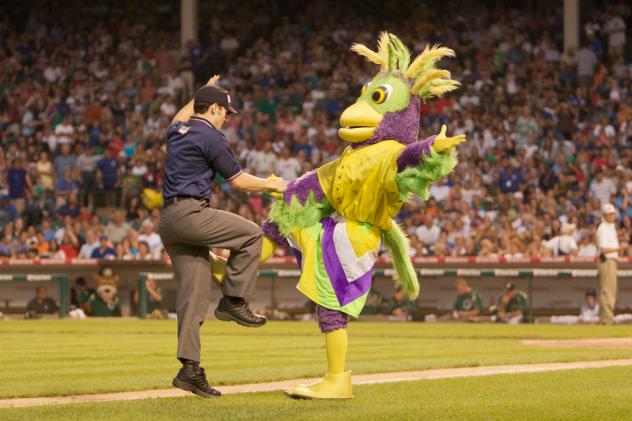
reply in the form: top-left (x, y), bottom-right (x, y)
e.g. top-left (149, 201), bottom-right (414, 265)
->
top-left (395, 149), bottom-right (457, 200)
top-left (268, 192), bottom-right (334, 237)
top-left (383, 222), bottom-right (419, 299)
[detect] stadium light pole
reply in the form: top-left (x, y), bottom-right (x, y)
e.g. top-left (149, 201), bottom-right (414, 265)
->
top-left (180, 0), bottom-right (198, 97)
top-left (563, 0), bottom-right (580, 53)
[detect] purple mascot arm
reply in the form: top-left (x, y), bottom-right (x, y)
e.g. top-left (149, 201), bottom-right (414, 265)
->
top-left (396, 135), bottom-right (436, 172)
top-left (262, 170), bottom-right (326, 248)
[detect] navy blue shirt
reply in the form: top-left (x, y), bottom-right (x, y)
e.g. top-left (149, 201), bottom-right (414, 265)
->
top-left (163, 116), bottom-right (242, 200)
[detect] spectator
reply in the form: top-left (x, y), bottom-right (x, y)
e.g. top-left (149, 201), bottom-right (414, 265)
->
top-left (26, 286), bottom-right (59, 317)
top-left (78, 229), bottom-right (99, 259)
top-left (137, 220), bottom-right (162, 256)
top-left (104, 211), bottom-right (131, 244)
top-left (543, 223), bottom-right (579, 256)
top-left (96, 149), bottom-right (120, 208)
top-left (91, 235), bottom-right (116, 259)
top-left (416, 215), bottom-right (440, 248)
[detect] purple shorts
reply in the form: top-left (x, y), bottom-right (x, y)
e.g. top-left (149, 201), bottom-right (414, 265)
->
top-left (316, 305), bottom-right (349, 333)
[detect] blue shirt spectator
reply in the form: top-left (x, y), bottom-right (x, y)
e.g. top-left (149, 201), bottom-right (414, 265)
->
top-left (91, 236), bottom-right (116, 259)
top-left (97, 152), bottom-right (120, 189)
top-left (7, 162), bottom-right (27, 199)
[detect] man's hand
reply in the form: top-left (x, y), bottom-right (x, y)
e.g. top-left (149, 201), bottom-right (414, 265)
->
top-left (207, 75), bottom-right (220, 86)
top-left (432, 124), bottom-right (466, 153)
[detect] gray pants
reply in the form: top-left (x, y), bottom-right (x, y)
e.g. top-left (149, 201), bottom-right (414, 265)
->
top-left (598, 258), bottom-right (618, 324)
top-left (159, 198), bottom-right (263, 362)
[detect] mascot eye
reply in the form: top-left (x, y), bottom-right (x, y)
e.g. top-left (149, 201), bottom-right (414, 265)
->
top-left (371, 84), bottom-right (392, 104)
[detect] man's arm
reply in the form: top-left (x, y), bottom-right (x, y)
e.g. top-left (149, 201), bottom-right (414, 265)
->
top-left (228, 172), bottom-right (287, 193)
top-left (172, 75), bottom-right (219, 123)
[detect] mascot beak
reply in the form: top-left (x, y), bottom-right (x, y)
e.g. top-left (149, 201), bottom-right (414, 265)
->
top-left (338, 100), bottom-right (383, 142)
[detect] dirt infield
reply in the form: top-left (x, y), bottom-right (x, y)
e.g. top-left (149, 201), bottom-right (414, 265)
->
top-left (524, 338), bottom-right (632, 349)
top-left (2, 359), bottom-right (632, 409)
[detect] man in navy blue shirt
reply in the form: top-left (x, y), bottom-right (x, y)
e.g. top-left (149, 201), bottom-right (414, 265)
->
top-left (159, 75), bottom-right (286, 398)
top-left (97, 149), bottom-right (119, 207)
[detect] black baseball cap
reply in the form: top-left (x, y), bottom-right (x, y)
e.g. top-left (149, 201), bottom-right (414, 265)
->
top-left (194, 85), bottom-right (238, 114)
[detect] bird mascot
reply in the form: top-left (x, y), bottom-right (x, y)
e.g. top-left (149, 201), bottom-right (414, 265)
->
top-left (215, 32), bottom-right (465, 399)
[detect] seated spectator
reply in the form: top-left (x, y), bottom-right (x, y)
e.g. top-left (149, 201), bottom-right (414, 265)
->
top-left (26, 286), bottom-right (59, 317)
top-left (452, 278), bottom-right (483, 321)
top-left (491, 283), bottom-right (530, 324)
top-left (137, 220), bottom-right (162, 256)
top-left (0, 196), bottom-right (18, 226)
top-left (104, 210), bottom-right (131, 244)
top-left (91, 235), bottom-right (116, 259)
top-left (78, 229), bottom-right (99, 259)
top-left (543, 223), bottom-right (578, 256)
top-left (579, 288), bottom-right (600, 323)
top-left (384, 285), bottom-right (417, 321)
top-left (135, 241), bottom-right (155, 260)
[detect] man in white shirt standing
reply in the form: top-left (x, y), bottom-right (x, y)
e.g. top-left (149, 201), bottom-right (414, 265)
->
top-left (596, 204), bottom-right (628, 324)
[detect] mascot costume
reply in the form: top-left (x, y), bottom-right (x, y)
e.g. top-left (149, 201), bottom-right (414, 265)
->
top-left (213, 32), bottom-right (465, 399)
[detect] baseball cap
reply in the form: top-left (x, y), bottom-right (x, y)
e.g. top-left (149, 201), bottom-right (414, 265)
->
top-left (194, 85), bottom-right (238, 114)
top-left (505, 282), bottom-right (515, 291)
top-left (585, 288), bottom-right (597, 297)
top-left (601, 203), bottom-right (616, 214)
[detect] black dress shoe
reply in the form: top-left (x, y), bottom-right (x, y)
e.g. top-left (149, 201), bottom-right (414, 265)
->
top-left (172, 364), bottom-right (221, 398)
top-left (214, 297), bottom-right (266, 327)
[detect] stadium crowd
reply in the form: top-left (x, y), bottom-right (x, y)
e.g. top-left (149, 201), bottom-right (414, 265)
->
top-left (0, 1), bottom-right (631, 261)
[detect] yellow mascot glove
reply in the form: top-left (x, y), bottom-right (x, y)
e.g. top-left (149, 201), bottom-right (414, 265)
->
top-left (432, 124), bottom-right (466, 153)
top-left (266, 174), bottom-right (284, 199)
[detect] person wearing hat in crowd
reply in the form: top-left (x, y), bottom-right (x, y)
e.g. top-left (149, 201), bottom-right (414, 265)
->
top-left (596, 203), bottom-right (628, 324)
top-left (158, 75), bottom-right (287, 398)
top-left (491, 282), bottom-right (530, 324)
top-left (579, 288), bottom-right (600, 323)
top-left (90, 235), bottom-right (116, 259)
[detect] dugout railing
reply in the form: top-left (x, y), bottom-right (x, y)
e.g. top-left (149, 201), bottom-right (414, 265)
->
top-left (0, 274), bottom-right (70, 318)
top-left (136, 268), bottom-right (632, 321)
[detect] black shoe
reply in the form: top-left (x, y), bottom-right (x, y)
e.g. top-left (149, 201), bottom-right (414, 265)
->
top-left (214, 297), bottom-right (266, 328)
top-left (172, 364), bottom-right (221, 398)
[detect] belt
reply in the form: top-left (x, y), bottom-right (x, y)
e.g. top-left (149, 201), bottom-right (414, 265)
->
top-left (163, 196), bottom-right (210, 208)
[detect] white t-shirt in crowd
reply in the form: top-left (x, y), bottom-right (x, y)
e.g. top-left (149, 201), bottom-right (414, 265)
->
top-left (589, 178), bottom-right (616, 205)
top-left (275, 158), bottom-right (302, 181)
top-left (138, 232), bottom-right (163, 254)
top-left (543, 235), bottom-right (578, 256)
top-left (578, 243), bottom-right (598, 257)
top-left (416, 224), bottom-right (441, 246)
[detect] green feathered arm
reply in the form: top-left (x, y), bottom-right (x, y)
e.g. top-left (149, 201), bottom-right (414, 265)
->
top-left (395, 148), bottom-right (457, 201)
top-left (383, 221), bottom-right (419, 299)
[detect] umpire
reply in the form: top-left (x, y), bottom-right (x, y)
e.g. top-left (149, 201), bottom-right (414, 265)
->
top-left (159, 75), bottom-right (286, 397)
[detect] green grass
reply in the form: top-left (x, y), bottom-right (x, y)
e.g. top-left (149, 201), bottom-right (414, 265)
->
top-left (2, 366), bottom-right (632, 420)
top-left (1, 319), bottom-right (632, 399)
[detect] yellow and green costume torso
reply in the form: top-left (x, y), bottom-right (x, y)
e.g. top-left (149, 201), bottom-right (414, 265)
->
top-left (288, 140), bottom-right (406, 317)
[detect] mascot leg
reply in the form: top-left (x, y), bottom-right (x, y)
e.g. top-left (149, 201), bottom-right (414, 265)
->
top-left (211, 220), bottom-right (285, 283)
top-left (286, 306), bottom-right (353, 399)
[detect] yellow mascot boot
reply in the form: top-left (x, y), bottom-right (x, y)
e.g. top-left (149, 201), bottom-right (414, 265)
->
top-left (210, 236), bottom-right (276, 286)
top-left (260, 236), bottom-right (277, 263)
top-left (209, 252), bottom-right (227, 287)
top-left (286, 329), bottom-right (353, 399)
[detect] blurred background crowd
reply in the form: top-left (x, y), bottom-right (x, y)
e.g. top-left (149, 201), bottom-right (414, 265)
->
top-left (0, 0), bottom-right (631, 261)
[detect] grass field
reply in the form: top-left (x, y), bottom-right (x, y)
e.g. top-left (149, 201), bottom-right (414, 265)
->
top-left (1, 319), bottom-right (632, 403)
top-left (2, 366), bottom-right (632, 420)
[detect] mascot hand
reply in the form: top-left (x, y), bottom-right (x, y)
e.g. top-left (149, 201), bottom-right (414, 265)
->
top-left (432, 125), bottom-right (466, 153)
top-left (266, 174), bottom-right (286, 199)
